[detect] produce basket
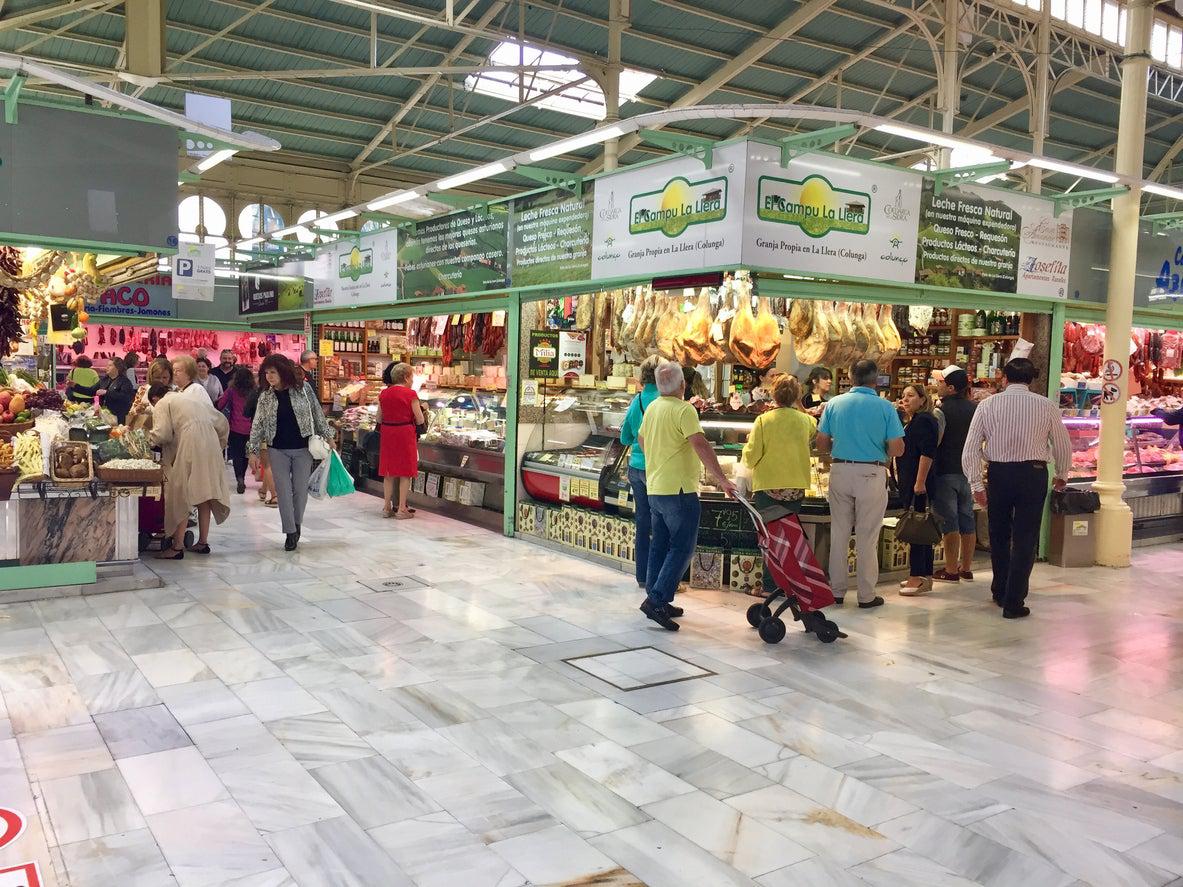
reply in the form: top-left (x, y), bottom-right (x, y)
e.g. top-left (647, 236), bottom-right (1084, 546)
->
top-left (0, 468), bottom-right (18, 500)
top-left (50, 440), bottom-right (93, 484)
top-left (96, 465), bottom-right (163, 484)
top-left (0, 421), bottom-right (34, 441)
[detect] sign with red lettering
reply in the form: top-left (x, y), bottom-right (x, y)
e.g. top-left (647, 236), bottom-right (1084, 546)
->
top-left (92, 283), bottom-right (176, 320)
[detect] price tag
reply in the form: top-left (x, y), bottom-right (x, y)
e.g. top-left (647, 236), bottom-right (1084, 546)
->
top-left (491, 311), bottom-right (507, 327)
top-left (462, 314), bottom-right (473, 322)
top-left (559, 476), bottom-right (571, 502)
top-left (318, 339), bottom-right (333, 357)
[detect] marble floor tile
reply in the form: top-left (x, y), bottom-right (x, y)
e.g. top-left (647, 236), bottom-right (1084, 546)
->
top-left (945, 730), bottom-right (1095, 790)
top-left (756, 856), bottom-right (871, 887)
top-left (386, 681), bottom-right (491, 727)
top-left (57, 640), bottom-right (136, 677)
top-left (1065, 776), bottom-right (1183, 836)
top-left (556, 740), bottom-right (696, 806)
top-left (664, 712), bottom-right (794, 768)
top-left (233, 676), bottom-right (327, 722)
top-left (131, 649), bottom-right (215, 688)
top-left (370, 811), bottom-right (526, 887)
top-left (837, 755), bottom-right (1010, 826)
top-left (489, 823), bottom-right (625, 885)
top-left (157, 679), bottom-right (250, 727)
top-left (93, 704), bottom-right (191, 758)
top-left (0, 652), bottom-right (71, 692)
top-left (40, 767), bottom-right (146, 844)
top-left (489, 700), bottom-right (604, 752)
top-left (850, 848), bottom-right (985, 887)
top-left (266, 816), bottom-right (413, 887)
top-left (185, 714), bottom-right (293, 776)
top-left (416, 765), bottom-right (557, 844)
top-left (1128, 833), bottom-right (1183, 878)
top-left (589, 820), bottom-right (761, 887)
top-left (4, 684), bottom-right (92, 733)
top-left (757, 755), bottom-right (918, 827)
top-left (440, 718), bottom-right (556, 777)
top-left (200, 648), bottom-right (284, 684)
top-left (148, 800), bottom-right (280, 887)
top-left (506, 760), bottom-right (649, 837)
top-left (632, 734), bottom-right (774, 800)
top-left (557, 698), bottom-right (675, 747)
top-left (310, 680), bottom-right (421, 735)
top-left (60, 827), bottom-right (175, 887)
top-left (365, 725), bottom-right (477, 779)
top-left (118, 746), bottom-right (229, 815)
top-left (173, 621), bottom-right (250, 653)
top-left (739, 711), bottom-right (876, 769)
top-left (217, 869), bottom-right (298, 887)
top-left (74, 670), bottom-right (160, 715)
top-left (220, 758), bottom-right (345, 833)
top-left (19, 723), bottom-right (114, 780)
top-left (310, 754), bottom-right (439, 828)
top-left (863, 730), bottom-right (1001, 789)
top-left (266, 712), bottom-right (375, 768)
top-left (113, 624), bottom-right (186, 656)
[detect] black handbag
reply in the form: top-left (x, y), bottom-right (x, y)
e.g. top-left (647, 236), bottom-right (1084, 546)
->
top-left (1050, 488), bottom-right (1100, 514)
top-left (895, 507), bottom-right (943, 546)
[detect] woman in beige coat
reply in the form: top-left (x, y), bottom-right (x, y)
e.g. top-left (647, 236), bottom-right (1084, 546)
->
top-left (149, 365), bottom-right (231, 559)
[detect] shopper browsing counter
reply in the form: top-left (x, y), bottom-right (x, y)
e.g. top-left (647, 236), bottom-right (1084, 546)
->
top-left (618, 355), bottom-right (661, 590)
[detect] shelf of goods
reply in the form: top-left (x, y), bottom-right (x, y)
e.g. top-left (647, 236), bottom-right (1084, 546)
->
top-left (514, 275), bottom-right (1013, 588)
top-left (1061, 321), bottom-right (1183, 543)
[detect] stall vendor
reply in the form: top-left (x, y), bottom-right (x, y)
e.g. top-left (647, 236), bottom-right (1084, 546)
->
top-left (65, 357), bottom-right (102, 405)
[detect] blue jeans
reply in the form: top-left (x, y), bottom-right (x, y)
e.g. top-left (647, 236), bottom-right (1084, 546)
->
top-left (628, 467), bottom-right (651, 586)
top-left (930, 473), bottom-right (975, 534)
top-left (646, 493), bottom-right (701, 607)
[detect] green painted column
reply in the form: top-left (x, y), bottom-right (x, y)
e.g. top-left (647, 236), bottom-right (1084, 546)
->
top-left (502, 292), bottom-right (522, 537)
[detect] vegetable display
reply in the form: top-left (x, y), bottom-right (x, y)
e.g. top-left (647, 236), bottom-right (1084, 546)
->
top-left (12, 431), bottom-right (43, 478)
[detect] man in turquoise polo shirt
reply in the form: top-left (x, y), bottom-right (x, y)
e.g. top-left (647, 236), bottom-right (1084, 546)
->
top-left (619, 356), bottom-right (661, 589)
top-left (816, 359), bottom-right (905, 609)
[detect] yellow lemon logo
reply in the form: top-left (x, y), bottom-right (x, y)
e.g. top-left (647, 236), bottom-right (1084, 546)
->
top-left (757, 174), bottom-right (870, 238)
top-left (630, 176), bottom-right (727, 238)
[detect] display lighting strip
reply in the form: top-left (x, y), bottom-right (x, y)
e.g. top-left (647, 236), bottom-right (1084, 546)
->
top-left (250, 104), bottom-right (1183, 252)
top-left (195, 149), bottom-right (237, 173)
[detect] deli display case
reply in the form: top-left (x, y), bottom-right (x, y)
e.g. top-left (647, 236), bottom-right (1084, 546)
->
top-left (1063, 414), bottom-right (1183, 542)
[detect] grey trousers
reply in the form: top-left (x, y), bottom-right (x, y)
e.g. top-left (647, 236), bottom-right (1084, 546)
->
top-left (269, 446), bottom-right (313, 535)
top-left (827, 462), bottom-right (889, 603)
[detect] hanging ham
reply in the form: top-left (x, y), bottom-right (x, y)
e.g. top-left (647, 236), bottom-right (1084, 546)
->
top-left (750, 297), bottom-right (781, 369)
top-left (728, 290), bottom-right (758, 367)
top-left (679, 290), bottom-right (716, 365)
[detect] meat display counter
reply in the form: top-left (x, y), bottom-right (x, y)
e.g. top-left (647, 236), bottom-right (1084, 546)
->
top-left (1063, 414), bottom-right (1183, 543)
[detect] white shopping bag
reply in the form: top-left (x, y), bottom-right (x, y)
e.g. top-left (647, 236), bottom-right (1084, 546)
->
top-left (307, 458), bottom-right (330, 500)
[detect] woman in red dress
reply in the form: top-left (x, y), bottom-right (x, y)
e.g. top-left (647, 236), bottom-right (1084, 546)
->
top-left (378, 362), bottom-right (424, 519)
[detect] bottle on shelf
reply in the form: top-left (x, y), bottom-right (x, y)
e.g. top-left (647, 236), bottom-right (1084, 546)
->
top-left (974, 309), bottom-right (987, 334)
top-left (989, 311), bottom-right (1003, 336)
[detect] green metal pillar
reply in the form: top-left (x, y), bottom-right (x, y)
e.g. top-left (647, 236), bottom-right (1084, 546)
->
top-left (502, 291), bottom-right (522, 537)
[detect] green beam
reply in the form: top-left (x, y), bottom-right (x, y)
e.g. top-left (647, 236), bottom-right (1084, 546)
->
top-left (0, 560), bottom-right (95, 591)
top-left (4, 74), bottom-right (25, 125)
top-left (1142, 210), bottom-right (1183, 236)
top-left (502, 290), bottom-right (521, 538)
top-left (1054, 186), bottom-right (1128, 218)
top-left (310, 227), bottom-right (356, 242)
top-left (513, 165), bottom-right (582, 193)
top-left (637, 129), bottom-right (714, 168)
top-left (177, 171), bottom-right (202, 185)
top-left (927, 161), bottom-right (1011, 196)
top-left (778, 123), bottom-right (856, 166)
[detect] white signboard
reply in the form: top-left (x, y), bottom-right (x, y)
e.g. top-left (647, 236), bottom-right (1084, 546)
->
top-left (742, 146), bottom-right (922, 283)
top-left (591, 142), bottom-right (745, 279)
top-left (313, 229), bottom-right (398, 308)
top-left (1010, 190), bottom-right (1072, 299)
top-left (171, 241), bottom-right (215, 301)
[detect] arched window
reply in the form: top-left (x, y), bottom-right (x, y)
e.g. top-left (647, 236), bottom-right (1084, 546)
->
top-left (238, 203), bottom-right (285, 239)
top-left (360, 219), bottom-right (387, 234)
top-left (295, 209), bottom-right (339, 244)
top-left (178, 195), bottom-right (227, 238)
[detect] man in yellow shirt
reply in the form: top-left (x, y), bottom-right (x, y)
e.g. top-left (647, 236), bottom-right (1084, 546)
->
top-left (637, 361), bottom-right (736, 630)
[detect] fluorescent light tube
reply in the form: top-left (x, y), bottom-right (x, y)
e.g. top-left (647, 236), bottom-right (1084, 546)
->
top-left (219, 269), bottom-right (297, 282)
top-left (366, 191), bottom-right (421, 211)
top-left (873, 123), bottom-right (978, 152)
top-left (195, 148), bottom-right (236, 172)
top-left (320, 209), bottom-right (358, 224)
top-left (1027, 157), bottom-right (1120, 184)
top-left (271, 225), bottom-right (302, 238)
top-left (1143, 183), bottom-right (1183, 200)
top-left (237, 238), bottom-right (262, 249)
top-left (435, 160), bottom-right (511, 192)
top-left (527, 125), bottom-right (626, 162)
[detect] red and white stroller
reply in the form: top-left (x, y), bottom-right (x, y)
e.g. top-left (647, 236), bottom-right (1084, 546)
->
top-left (734, 495), bottom-right (846, 645)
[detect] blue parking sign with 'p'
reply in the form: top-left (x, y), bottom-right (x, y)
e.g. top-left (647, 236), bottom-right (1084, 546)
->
top-left (176, 258), bottom-right (194, 277)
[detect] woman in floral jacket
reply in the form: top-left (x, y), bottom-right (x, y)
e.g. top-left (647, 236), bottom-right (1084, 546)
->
top-left (247, 355), bottom-right (331, 551)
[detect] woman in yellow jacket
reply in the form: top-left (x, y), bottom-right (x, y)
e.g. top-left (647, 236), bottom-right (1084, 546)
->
top-left (742, 375), bottom-right (817, 594)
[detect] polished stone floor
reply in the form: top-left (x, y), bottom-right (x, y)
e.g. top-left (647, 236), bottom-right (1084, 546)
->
top-left (1, 490), bottom-right (1182, 887)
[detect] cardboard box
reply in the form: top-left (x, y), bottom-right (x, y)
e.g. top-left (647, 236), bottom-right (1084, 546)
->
top-left (1049, 513), bottom-right (1096, 567)
top-left (545, 507), bottom-right (562, 542)
top-left (516, 502), bottom-right (535, 534)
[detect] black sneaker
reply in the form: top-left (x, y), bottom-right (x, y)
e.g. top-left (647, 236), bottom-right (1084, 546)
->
top-left (858, 596), bottom-right (885, 609)
top-left (295, 525), bottom-right (301, 543)
top-left (639, 599), bottom-right (680, 631)
top-left (666, 604), bottom-right (684, 617)
top-left (236, 479), bottom-right (246, 494)
top-left (284, 533), bottom-right (298, 551)
top-left (1003, 606), bottom-right (1030, 619)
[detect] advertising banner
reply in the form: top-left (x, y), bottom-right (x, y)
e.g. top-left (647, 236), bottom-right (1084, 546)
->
top-left (313, 229), bottom-right (398, 308)
top-left (172, 241), bottom-right (216, 301)
top-left (1008, 192), bottom-right (1072, 299)
top-left (238, 275), bottom-right (279, 315)
top-left (528, 329), bottom-right (587, 380)
top-left (510, 184), bottom-right (594, 286)
top-left (742, 146), bottom-right (921, 282)
top-left (398, 207), bottom-right (509, 298)
top-left (93, 282), bottom-right (176, 319)
top-left (915, 181), bottom-right (1022, 292)
top-left (591, 141), bottom-right (745, 279)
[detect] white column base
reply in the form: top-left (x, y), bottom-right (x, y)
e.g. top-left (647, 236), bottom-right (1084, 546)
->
top-left (1093, 482), bottom-right (1133, 566)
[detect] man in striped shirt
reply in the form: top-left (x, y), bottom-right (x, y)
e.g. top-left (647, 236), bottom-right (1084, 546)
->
top-left (962, 358), bottom-right (1071, 619)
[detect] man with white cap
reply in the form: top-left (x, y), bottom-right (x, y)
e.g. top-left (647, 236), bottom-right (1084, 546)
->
top-left (931, 365), bottom-right (978, 583)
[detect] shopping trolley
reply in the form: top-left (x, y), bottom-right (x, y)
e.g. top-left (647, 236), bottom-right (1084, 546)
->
top-left (734, 494), bottom-right (846, 645)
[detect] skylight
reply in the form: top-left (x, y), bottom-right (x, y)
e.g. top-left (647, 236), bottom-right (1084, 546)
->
top-left (466, 40), bottom-right (656, 120)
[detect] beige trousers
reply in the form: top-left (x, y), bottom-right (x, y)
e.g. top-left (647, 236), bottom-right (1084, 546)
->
top-left (827, 462), bottom-right (889, 603)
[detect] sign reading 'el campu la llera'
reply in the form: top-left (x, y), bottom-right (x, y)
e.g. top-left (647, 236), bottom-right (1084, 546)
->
top-left (629, 175), bottom-right (728, 237)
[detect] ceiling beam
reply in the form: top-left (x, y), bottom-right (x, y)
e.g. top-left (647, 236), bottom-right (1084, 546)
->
top-left (0, 0), bottom-right (108, 32)
top-left (165, 0), bottom-right (278, 74)
top-left (162, 63), bottom-right (578, 83)
top-left (582, 0), bottom-right (841, 173)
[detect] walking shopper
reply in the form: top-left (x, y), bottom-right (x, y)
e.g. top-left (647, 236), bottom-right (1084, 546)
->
top-left (100, 357), bottom-right (135, 425)
top-left (378, 362), bottom-right (423, 520)
top-left (149, 383), bottom-right (231, 559)
top-left (816, 360), bottom-right (905, 608)
top-left (123, 351), bottom-right (140, 387)
top-left (211, 349), bottom-right (236, 391)
top-left (931, 366), bottom-right (979, 582)
top-left (195, 357), bottom-right (223, 404)
top-left (244, 368), bottom-right (277, 508)
top-left (962, 358), bottom-right (1071, 618)
top-left (742, 374), bottom-right (816, 596)
top-left (248, 355), bottom-right (331, 551)
top-left (619, 355), bottom-right (661, 589)
top-left (217, 366), bottom-right (256, 494)
top-left (896, 384), bottom-right (940, 596)
top-left (636, 360), bottom-right (736, 631)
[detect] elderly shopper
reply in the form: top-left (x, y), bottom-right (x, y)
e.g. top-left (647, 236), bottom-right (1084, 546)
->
top-left (248, 355), bottom-right (331, 551)
top-left (816, 359), bottom-right (905, 609)
top-left (378, 362), bottom-right (424, 520)
top-left (896, 384), bottom-right (941, 596)
top-left (149, 379), bottom-right (231, 560)
top-left (618, 355), bottom-right (661, 589)
top-left (637, 360), bottom-right (736, 631)
top-left (195, 357), bottom-right (224, 403)
top-left (742, 375), bottom-right (816, 595)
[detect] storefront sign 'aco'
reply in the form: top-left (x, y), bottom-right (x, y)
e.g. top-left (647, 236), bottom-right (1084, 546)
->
top-left (92, 277), bottom-right (176, 319)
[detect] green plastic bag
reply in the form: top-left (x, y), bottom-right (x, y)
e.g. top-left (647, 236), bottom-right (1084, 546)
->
top-left (326, 450), bottom-right (355, 498)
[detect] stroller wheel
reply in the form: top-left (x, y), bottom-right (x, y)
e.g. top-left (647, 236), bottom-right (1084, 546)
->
top-left (758, 617), bottom-right (787, 645)
top-left (746, 603), bottom-right (772, 628)
top-left (184, 530), bottom-right (195, 549)
top-left (816, 621), bottom-right (841, 643)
